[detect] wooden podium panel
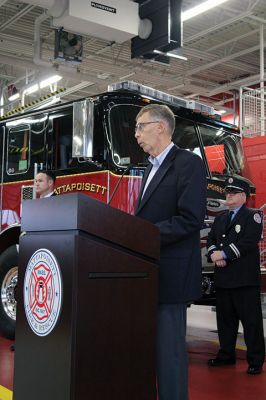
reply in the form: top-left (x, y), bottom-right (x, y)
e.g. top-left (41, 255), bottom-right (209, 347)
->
top-left (13, 194), bottom-right (159, 400)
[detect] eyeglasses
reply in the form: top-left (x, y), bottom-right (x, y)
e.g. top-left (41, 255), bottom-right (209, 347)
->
top-left (135, 121), bottom-right (161, 132)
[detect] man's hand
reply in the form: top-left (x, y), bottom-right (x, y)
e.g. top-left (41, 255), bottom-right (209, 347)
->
top-left (215, 259), bottom-right (227, 268)
top-left (210, 250), bottom-right (224, 263)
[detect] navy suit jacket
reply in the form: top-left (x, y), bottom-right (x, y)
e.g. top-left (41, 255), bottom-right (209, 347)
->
top-left (135, 145), bottom-right (206, 304)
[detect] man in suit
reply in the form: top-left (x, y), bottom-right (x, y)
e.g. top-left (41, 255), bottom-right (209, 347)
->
top-left (207, 177), bottom-right (265, 374)
top-left (134, 104), bottom-right (206, 400)
top-left (35, 170), bottom-right (57, 198)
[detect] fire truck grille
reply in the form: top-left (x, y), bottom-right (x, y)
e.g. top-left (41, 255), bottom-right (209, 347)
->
top-left (21, 186), bottom-right (34, 201)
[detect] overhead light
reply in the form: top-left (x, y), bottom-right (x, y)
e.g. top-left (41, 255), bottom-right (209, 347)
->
top-left (40, 75), bottom-right (62, 89)
top-left (153, 50), bottom-right (187, 61)
top-left (182, 0), bottom-right (230, 22)
top-left (165, 52), bottom-right (187, 61)
top-left (8, 92), bottom-right (20, 102)
top-left (24, 83), bottom-right (39, 95)
top-left (219, 110), bottom-right (227, 114)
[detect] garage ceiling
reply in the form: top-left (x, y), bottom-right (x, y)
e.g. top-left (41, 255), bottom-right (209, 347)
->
top-left (0, 0), bottom-right (265, 115)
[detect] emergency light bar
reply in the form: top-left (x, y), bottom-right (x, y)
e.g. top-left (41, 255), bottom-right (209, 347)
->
top-left (108, 81), bottom-right (215, 115)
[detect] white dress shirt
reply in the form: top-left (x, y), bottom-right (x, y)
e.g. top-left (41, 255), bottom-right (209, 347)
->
top-left (142, 142), bottom-right (174, 198)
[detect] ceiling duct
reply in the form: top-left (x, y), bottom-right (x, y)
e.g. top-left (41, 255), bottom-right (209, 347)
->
top-left (131, 0), bottom-right (183, 60)
top-left (24, 0), bottom-right (139, 72)
top-left (20, 0), bottom-right (166, 44)
top-left (52, 0), bottom-right (139, 43)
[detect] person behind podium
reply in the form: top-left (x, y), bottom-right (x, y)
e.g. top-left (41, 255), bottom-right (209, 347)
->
top-left (35, 170), bottom-right (57, 198)
top-left (10, 170), bottom-right (56, 352)
top-left (134, 104), bottom-right (206, 400)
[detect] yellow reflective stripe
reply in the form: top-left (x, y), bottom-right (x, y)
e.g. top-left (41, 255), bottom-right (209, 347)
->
top-left (0, 385), bottom-right (12, 400)
top-left (0, 88), bottom-right (66, 120)
top-left (236, 344), bottom-right (247, 351)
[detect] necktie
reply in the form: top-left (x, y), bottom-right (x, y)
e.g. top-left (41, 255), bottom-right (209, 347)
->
top-left (226, 211), bottom-right (234, 227)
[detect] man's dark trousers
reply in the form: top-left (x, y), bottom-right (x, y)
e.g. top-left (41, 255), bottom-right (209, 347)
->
top-left (157, 304), bottom-right (188, 400)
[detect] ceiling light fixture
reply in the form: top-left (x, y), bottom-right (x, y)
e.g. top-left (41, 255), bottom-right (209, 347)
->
top-left (182, 0), bottom-right (230, 22)
top-left (24, 83), bottom-right (39, 95)
top-left (39, 75), bottom-right (62, 89)
top-left (8, 93), bottom-right (20, 102)
top-left (153, 50), bottom-right (187, 61)
top-left (165, 52), bottom-right (188, 61)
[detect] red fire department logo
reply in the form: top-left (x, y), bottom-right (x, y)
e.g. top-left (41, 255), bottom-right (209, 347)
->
top-left (24, 249), bottom-right (62, 336)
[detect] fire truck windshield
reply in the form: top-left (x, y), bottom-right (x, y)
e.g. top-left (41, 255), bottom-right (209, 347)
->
top-left (109, 104), bottom-right (242, 176)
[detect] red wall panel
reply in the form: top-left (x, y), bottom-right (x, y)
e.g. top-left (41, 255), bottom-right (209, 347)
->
top-left (242, 136), bottom-right (266, 208)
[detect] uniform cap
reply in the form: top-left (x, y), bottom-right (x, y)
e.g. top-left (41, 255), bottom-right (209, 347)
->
top-left (225, 177), bottom-right (250, 196)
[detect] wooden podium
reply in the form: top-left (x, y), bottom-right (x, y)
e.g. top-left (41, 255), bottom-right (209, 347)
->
top-left (13, 194), bottom-right (159, 400)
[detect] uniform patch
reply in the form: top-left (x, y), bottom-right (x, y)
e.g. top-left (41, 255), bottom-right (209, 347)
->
top-left (235, 224), bottom-right (241, 233)
top-left (253, 213), bottom-right (262, 224)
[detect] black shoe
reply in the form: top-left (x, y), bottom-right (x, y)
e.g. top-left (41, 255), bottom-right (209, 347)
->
top-left (208, 358), bottom-right (236, 367)
top-left (247, 366), bottom-right (262, 375)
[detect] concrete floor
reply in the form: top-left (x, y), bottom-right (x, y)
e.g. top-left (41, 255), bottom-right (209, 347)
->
top-left (187, 304), bottom-right (266, 346)
top-left (187, 305), bottom-right (266, 400)
top-left (0, 305), bottom-right (265, 400)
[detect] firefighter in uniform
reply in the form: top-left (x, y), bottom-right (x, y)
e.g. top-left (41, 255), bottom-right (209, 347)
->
top-left (207, 177), bottom-right (265, 375)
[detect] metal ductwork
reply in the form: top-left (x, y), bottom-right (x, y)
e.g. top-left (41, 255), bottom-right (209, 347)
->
top-left (26, 0), bottom-right (140, 71)
top-left (25, 0), bottom-right (139, 43)
top-left (52, 0), bottom-right (139, 43)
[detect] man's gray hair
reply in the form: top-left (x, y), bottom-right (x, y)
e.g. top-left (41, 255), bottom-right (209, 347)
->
top-left (136, 104), bottom-right (175, 135)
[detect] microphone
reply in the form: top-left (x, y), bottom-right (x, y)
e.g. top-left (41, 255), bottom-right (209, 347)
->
top-left (108, 164), bottom-right (133, 205)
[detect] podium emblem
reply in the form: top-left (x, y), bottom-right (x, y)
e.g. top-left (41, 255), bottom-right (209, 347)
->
top-left (24, 249), bottom-right (63, 336)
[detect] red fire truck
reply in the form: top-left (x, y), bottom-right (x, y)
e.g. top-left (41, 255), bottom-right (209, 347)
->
top-left (0, 81), bottom-right (256, 339)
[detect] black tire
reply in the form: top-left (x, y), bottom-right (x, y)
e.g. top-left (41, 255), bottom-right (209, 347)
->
top-left (0, 245), bottom-right (18, 340)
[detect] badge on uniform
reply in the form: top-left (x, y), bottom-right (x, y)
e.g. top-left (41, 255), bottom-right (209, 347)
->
top-left (253, 213), bottom-right (262, 224)
top-left (235, 224), bottom-right (241, 233)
